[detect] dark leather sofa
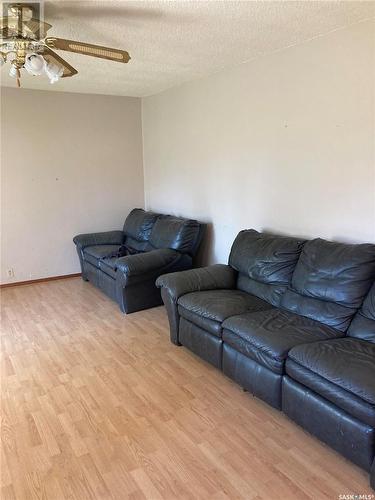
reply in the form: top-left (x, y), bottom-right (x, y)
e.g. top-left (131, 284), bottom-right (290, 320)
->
top-left (156, 229), bottom-right (375, 487)
top-left (73, 208), bottom-right (204, 313)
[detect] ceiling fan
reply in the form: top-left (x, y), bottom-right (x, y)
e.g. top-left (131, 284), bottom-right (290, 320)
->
top-left (0, 2), bottom-right (131, 87)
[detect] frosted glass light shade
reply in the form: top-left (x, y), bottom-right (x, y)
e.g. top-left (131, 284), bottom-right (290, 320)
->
top-left (24, 53), bottom-right (45, 76)
top-left (45, 61), bottom-right (64, 84)
top-left (9, 64), bottom-right (19, 78)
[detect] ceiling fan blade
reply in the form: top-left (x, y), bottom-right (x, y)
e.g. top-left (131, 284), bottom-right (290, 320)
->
top-left (45, 37), bottom-right (130, 63)
top-left (24, 18), bottom-right (52, 38)
top-left (42, 47), bottom-right (78, 78)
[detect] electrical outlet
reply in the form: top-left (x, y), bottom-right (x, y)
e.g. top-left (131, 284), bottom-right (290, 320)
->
top-left (7, 268), bottom-right (14, 278)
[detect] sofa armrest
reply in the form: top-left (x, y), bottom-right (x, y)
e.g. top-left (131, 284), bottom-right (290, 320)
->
top-left (73, 230), bottom-right (124, 250)
top-left (156, 264), bottom-right (237, 346)
top-left (116, 249), bottom-right (180, 281)
top-left (371, 457), bottom-right (375, 490)
top-left (156, 264), bottom-right (237, 302)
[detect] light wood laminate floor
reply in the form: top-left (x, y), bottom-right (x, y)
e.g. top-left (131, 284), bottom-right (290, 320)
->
top-left (1, 277), bottom-right (373, 499)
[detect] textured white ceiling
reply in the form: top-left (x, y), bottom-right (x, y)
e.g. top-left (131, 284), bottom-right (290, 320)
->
top-left (1, 0), bottom-right (374, 97)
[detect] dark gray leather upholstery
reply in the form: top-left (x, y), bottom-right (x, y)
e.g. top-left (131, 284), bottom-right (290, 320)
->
top-left (150, 215), bottom-right (202, 255)
top-left (282, 376), bottom-right (375, 472)
top-left (288, 337), bottom-right (375, 404)
top-left (117, 249), bottom-right (180, 284)
top-left (73, 230), bottom-right (124, 250)
top-left (73, 231), bottom-right (124, 281)
top-left (74, 208), bottom-right (204, 313)
top-left (83, 245), bottom-right (120, 268)
top-left (156, 264), bottom-right (237, 345)
top-left (179, 317), bottom-right (223, 368)
top-left (178, 290), bottom-right (272, 337)
top-left (286, 339), bottom-right (375, 426)
top-left (158, 229), bottom-right (375, 487)
top-left (229, 229), bottom-right (305, 306)
top-left (281, 238), bottom-right (375, 331)
top-left (284, 279), bottom-right (375, 485)
top-left (123, 208), bottom-right (158, 241)
top-left (156, 264), bottom-right (237, 298)
top-left (222, 309), bottom-right (342, 375)
top-left (99, 256), bottom-right (117, 279)
top-left (223, 344), bottom-right (284, 408)
top-left (348, 282), bottom-right (375, 343)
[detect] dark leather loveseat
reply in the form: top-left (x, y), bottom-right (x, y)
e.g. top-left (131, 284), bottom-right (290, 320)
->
top-left (73, 208), bottom-right (204, 313)
top-left (156, 229), bottom-right (375, 487)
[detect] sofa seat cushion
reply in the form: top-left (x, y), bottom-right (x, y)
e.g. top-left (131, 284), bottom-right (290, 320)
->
top-left (83, 245), bottom-right (120, 268)
top-left (99, 257), bottom-right (118, 279)
top-left (286, 338), bottom-right (375, 426)
top-left (222, 309), bottom-right (343, 374)
top-left (178, 290), bottom-right (272, 337)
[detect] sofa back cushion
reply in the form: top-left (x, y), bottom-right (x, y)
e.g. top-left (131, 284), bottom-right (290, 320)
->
top-left (149, 215), bottom-right (201, 255)
top-left (229, 229), bottom-right (305, 306)
top-left (348, 282), bottom-right (375, 343)
top-left (123, 208), bottom-right (159, 252)
top-left (281, 238), bottom-right (375, 332)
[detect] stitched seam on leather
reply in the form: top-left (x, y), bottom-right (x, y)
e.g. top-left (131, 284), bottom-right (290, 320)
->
top-left (288, 358), bottom-right (375, 406)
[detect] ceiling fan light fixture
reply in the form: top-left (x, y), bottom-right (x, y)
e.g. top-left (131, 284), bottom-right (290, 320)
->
top-left (1, 2), bottom-right (130, 88)
top-left (24, 53), bottom-right (45, 76)
top-left (45, 60), bottom-right (63, 84)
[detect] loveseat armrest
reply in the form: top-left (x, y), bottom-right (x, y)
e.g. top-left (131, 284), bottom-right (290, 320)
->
top-left (156, 264), bottom-right (237, 301)
top-left (156, 264), bottom-right (237, 345)
top-left (115, 249), bottom-right (191, 314)
top-left (116, 248), bottom-right (180, 282)
top-left (73, 230), bottom-right (124, 250)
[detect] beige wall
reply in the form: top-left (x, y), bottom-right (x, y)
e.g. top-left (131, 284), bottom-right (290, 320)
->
top-left (1, 19), bottom-right (374, 283)
top-left (142, 19), bottom-right (375, 264)
top-left (1, 88), bottom-right (144, 284)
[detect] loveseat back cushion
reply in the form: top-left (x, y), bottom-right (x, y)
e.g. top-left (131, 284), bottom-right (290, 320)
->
top-left (123, 208), bottom-right (159, 241)
top-left (281, 238), bottom-right (375, 332)
top-left (228, 229), bottom-right (305, 306)
top-left (149, 215), bottom-right (201, 255)
top-left (348, 282), bottom-right (375, 343)
top-left (123, 208), bottom-right (159, 252)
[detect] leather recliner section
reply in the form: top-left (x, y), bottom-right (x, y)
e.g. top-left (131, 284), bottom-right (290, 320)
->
top-left (158, 228), bottom-right (375, 487)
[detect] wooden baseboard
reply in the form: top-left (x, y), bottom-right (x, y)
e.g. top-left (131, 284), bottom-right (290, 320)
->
top-left (0, 273), bottom-right (82, 289)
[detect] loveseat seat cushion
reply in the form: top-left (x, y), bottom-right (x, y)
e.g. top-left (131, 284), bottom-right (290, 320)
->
top-left (228, 229), bottom-right (305, 307)
top-left (281, 238), bottom-right (375, 331)
top-left (177, 289), bottom-right (272, 337)
top-left (286, 338), bottom-right (375, 427)
top-left (83, 245), bottom-right (120, 268)
top-left (222, 308), bottom-right (343, 374)
top-left (99, 257), bottom-right (118, 279)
